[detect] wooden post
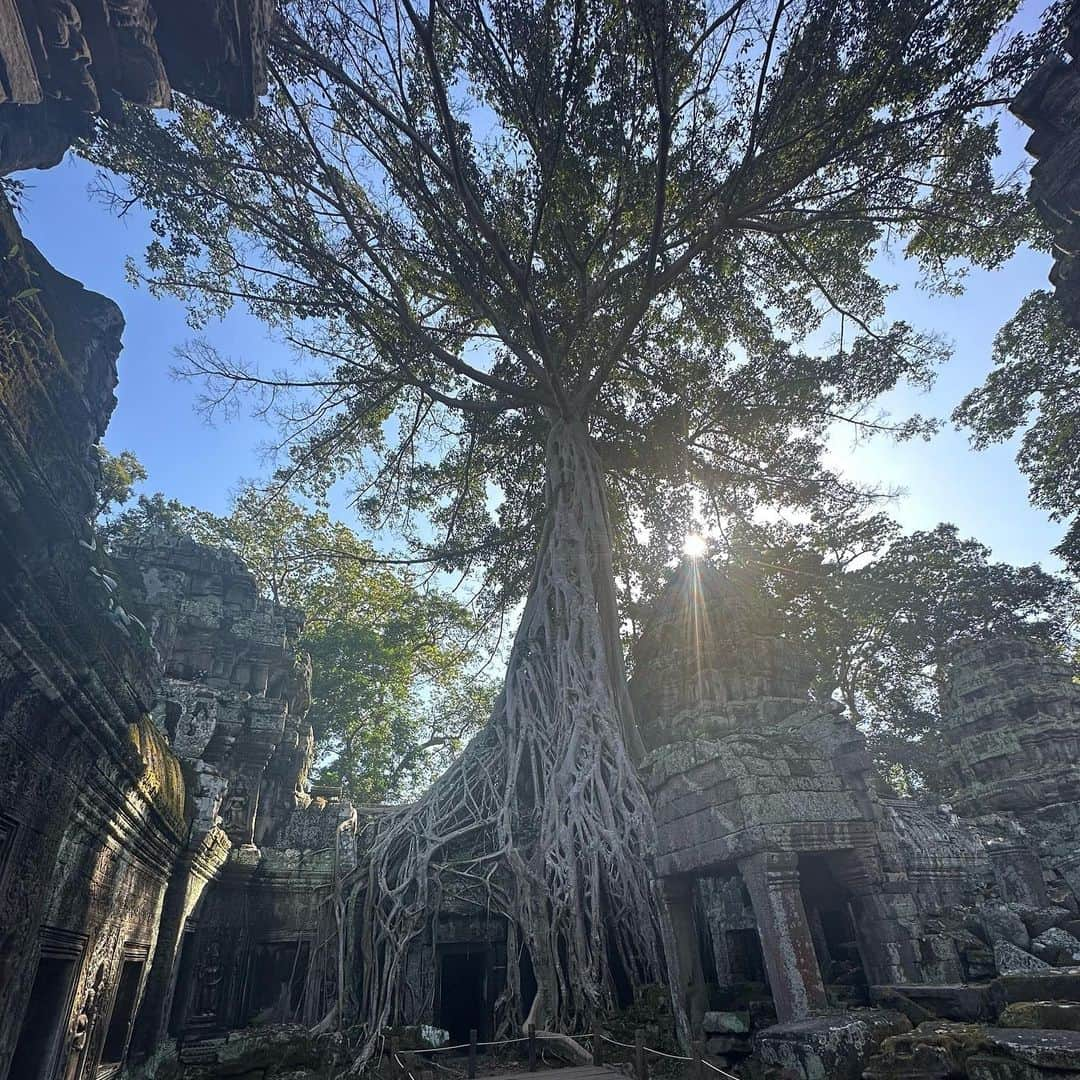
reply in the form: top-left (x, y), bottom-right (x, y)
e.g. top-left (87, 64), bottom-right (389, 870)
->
top-left (593, 1023), bottom-right (603, 1066)
top-left (634, 1029), bottom-right (647, 1080)
top-left (692, 1040), bottom-right (704, 1080)
top-left (528, 1024), bottom-right (537, 1072)
top-left (469, 1028), bottom-right (478, 1079)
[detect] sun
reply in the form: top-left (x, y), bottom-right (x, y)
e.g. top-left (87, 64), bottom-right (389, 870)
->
top-left (683, 533), bottom-right (708, 559)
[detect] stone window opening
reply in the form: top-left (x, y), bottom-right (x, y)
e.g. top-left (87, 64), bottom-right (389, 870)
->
top-left (99, 957), bottom-right (145, 1070)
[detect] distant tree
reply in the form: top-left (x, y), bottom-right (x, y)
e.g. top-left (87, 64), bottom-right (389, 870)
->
top-left (955, 289), bottom-right (1080, 576)
top-left (106, 486), bottom-right (494, 803)
top-left (94, 447), bottom-right (147, 517)
top-left (736, 515), bottom-right (1079, 790)
top-left (85, 0), bottom-right (1064, 1045)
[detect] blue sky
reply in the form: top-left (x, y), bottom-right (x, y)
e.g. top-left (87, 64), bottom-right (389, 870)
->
top-left (12, 100), bottom-right (1067, 575)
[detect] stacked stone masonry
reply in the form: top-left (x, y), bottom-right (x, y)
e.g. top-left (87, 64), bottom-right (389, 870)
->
top-left (1012, 0), bottom-right (1080, 325)
top-left (630, 560), bottom-right (1080, 1080)
top-left (0, 0), bottom-right (274, 174)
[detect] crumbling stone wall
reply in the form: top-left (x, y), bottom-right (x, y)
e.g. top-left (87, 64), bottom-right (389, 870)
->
top-left (0, 0), bottom-right (275, 174)
top-left (631, 557), bottom-right (1080, 1080)
top-left (0, 191), bottom-right (185, 1080)
top-left (1011, 2), bottom-right (1080, 326)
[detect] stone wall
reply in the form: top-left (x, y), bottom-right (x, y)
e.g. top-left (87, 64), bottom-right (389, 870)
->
top-left (633, 557), bottom-right (1080, 1079)
top-left (0, 194), bottom-right (187, 1079)
top-left (0, 0), bottom-right (275, 174)
top-left (1012, 2), bottom-right (1080, 325)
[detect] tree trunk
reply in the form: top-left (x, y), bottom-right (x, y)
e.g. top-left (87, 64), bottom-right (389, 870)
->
top-left (344, 418), bottom-right (664, 1066)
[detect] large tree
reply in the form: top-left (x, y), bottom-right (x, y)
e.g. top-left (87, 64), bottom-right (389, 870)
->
top-left (85, 0), bottom-right (1062, 1050)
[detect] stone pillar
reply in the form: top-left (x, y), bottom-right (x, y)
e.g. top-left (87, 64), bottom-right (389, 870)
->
top-left (737, 852), bottom-right (826, 1022)
top-left (659, 877), bottom-right (708, 1036)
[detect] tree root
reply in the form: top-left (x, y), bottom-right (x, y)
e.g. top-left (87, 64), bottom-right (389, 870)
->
top-left (344, 418), bottom-right (665, 1070)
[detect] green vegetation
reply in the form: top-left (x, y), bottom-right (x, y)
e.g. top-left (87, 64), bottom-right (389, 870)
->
top-left (730, 512), bottom-right (1079, 790)
top-left (103, 477), bottom-right (495, 804)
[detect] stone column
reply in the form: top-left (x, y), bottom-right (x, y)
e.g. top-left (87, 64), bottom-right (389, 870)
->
top-left (737, 851), bottom-right (826, 1022)
top-left (659, 876), bottom-right (708, 1036)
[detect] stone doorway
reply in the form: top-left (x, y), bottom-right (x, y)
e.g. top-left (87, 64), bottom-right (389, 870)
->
top-left (7, 953), bottom-right (79, 1080)
top-left (797, 853), bottom-right (865, 988)
top-left (168, 931), bottom-right (198, 1036)
top-left (437, 946), bottom-right (490, 1044)
top-left (100, 958), bottom-right (145, 1072)
top-left (245, 940), bottom-right (311, 1024)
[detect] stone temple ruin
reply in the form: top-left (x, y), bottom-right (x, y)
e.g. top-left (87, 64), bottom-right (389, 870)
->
top-left (3, 3), bottom-right (1080, 1080)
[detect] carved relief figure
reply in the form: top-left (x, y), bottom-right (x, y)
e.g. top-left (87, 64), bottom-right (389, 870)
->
top-left (64, 962), bottom-right (105, 1080)
top-left (193, 941), bottom-right (224, 1018)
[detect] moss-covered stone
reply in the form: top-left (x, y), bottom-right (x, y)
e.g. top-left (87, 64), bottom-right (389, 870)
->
top-left (998, 1001), bottom-right (1080, 1032)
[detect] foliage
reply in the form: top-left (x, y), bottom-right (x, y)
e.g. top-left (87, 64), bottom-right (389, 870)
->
top-left (103, 481), bottom-right (494, 804)
top-left (955, 289), bottom-right (1080, 576)
top-left (82, 0), bottom-right (1069, 1045)
top-left (83, 0), bottom-right (1060, 608)
top-left (95, 447), bottom-right (148, 517)
top-left (731, 513), bottom-right (1079, 789)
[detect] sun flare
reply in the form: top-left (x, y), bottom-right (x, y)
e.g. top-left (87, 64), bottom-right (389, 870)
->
top-left (683, 533), bottom-right (708, 559)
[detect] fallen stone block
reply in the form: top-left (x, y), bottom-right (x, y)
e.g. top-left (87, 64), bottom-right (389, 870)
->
top-left (862, 1021), bottom-right (991, 1080)
top-left (992, 969), bottom-right (1080, 1011)
top-left (702, 1010), bottom-right (750, 1035)
top-left (1031, 928), bottom-right (1080, 966)
top-left (1022, 907), bottom-right (1074, 938)
top-left (754, 1009), bottom-right (910, 1080)
top-left (985, 1027), bottom-right (1080, 1071)
top-left (984, 905), bottom-right (1032, 950)
top-left (995, 942), bottom-right (1054, 975)
top-left (870, 983), bottom-right (992, 1021)
top-left (998, 1001), bottom-right (1080, 1032)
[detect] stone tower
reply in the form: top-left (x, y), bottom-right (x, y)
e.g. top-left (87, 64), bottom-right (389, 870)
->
top-left (940, 637), bottom-right (1080, 902)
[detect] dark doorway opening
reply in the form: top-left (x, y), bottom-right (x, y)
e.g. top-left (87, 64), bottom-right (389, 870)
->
top-left (725, 928), bottom-right (766, 984)
top-left (102, 959), bottom-right (144, 1065)
top-left (246, 940), bottom-right (311, 1022)
top-left (168, 931), bottom-right (198, 1036)
top-left (438, 948), bottom-right (489, 1044)
top-left (8, 955), bottom-right (78, 1080)
top-left (798, 853), bottom-right (864, 986)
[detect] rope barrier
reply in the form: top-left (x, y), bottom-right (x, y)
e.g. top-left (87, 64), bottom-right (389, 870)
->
top-left (392, 1028), bottom-right (741, 1080)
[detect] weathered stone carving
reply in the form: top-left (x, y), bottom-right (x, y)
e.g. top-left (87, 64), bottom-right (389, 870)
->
top-left (0, 0), bottom-right (275, 173)
top-left (1012, 5), bottom-right (1080, 325)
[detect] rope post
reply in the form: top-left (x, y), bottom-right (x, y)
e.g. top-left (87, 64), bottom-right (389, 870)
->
top-left (528, 1024), bottom-right (537, 1072)
top-left (692, 1040), bottom-right (704, 1080)
top-left (593, 1023), bottom-right (603, 1066)
top-left (635, 1029), bottom-right (648, 1080)
top-left (468, 1029), bottom-right (478, 1079)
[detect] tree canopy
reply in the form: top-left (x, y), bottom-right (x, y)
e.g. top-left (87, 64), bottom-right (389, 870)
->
top-left (103, 480), bottom-right (495, 804)
top-left (95, 446), bottom-right (148, 518)
top-left (85, 0), bottom-right (1062, 605)
top-left (955, 289), bottom-right (1080, 577)
top-left (83, 0), bottom-right (1074, 1047)
top-left (730, 512), bottom-right (1079, 789)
